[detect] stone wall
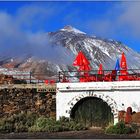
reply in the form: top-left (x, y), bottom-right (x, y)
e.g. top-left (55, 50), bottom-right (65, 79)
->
top-left (0, 88), bottom-right (56, 118)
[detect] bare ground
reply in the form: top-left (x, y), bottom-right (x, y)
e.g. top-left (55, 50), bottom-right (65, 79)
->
top-left (0, 129), bottom-right (140, 139)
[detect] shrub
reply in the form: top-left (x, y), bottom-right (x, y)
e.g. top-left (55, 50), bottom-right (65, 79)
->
top-left (130, 123), bottom-right (139, 132)
top-left (105, 121), bottom-right (136, 134)
top-left (58, 117), bottom-right (86, 131)
top-left (36, 116), bottom-right (48, 128)
top-left (59, 116), bottom-right (70, 122)
top-left (0, 117), bottom-right (14, 133)
top-left (0, 112), bottom-right (38, 133)
top-left (0, 114), bottom-right (86, 133)
top-left (29, 117), bottom-right (61, 132)
top-left (29, 116), bottom-right (87, 132)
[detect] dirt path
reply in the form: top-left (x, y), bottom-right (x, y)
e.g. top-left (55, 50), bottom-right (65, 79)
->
top-left (0, 129), bottom-right (140, 139)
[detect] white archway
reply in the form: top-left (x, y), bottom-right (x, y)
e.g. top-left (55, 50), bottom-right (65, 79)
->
top-left (66, 92), bottom-right (118, 124)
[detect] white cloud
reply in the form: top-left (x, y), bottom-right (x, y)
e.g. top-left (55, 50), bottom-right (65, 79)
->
top-left (87, 2), bottom-right (140, 39)
top-left (0, 4), bottom-right (54, 56)
top-left (0, 4), bottom-right (74, 65)
top-left (118, 2), bottom-right (140, 37)
top-left (15, 4), bottom-right (54, 31)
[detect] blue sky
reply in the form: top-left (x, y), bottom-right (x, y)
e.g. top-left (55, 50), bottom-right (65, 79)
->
top-left (0, 1), bottom-right (140, 53)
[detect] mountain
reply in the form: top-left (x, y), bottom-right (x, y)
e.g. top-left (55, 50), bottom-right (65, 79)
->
top-left (48, 25), bottom-right (140, 69)
top-left (0, 25), bottom-right (140, 80)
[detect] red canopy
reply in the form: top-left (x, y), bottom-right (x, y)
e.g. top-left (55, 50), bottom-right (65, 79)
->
top-left (73, 51), bottom-right (90, 66)
top-left (82, 54), bottom-right (90, 65)
top-left (120, 52), bottom-right (127, 70)
top-left (78, 65), bottom-right (91, 71)
top-left (98, 64), bottom-right (103, 75)
top-left (73, 51), bottom-right (91, 82)
top-left (44, 80), bottom-right (49, 84)
top-left (119, 52), bottom-right (128, 80)
top-left (73, 51), bottom-right (83, 66)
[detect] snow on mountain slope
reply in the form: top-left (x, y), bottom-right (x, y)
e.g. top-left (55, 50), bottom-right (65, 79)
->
top-left (48, 25), bottom-right (140, 70)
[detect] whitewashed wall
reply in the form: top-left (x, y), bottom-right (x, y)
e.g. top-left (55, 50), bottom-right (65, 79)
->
top-left (56, 81), bottom-right (140, 124)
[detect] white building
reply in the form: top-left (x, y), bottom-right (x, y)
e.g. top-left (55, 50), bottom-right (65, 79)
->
top-left (56, 81), bottom-right (140, 126)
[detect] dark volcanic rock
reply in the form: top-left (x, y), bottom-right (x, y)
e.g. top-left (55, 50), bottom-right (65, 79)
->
top-left (0, 88), bottom-right (56, 117)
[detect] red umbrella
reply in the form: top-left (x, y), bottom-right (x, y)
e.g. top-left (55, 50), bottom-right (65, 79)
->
top-left (120, 52), bottom-right (127, 70)
top-left (44, 80), bottom-right (49, 84)
top-left (98, 64), bottom-right (103, 75)
top-left (73, 51), bottom-right (91, 82)
top-left (119, 52), bottom-right (128, 80)
top-left (73, 51), bottom-right (83, 66)
top-left (73, 51), bottom-right (90, 66)
top-left (81, 53), bottom-right (90, 66)
top-left (78, 65), bottom-right (91, 71)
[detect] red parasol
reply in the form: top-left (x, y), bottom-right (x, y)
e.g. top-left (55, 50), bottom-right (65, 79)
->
top-left (119, 52), bottom-right (128, 80)
top-left (120, 52), bottom-right (127, 70)
top-left (73, 51), bottom-right (91, 82)
top-left (82, 53), bottom-right (90, 66)
top-left (44, 80), bottom-right (49, 84)
top-left (73, 51), bottom-right (83, 66)
top-left (73, 51), bottom-right (90, 66)
top-left (78, 65), bottom-right (91, 71)
top-left (98, 64), bottom-right (103, 75)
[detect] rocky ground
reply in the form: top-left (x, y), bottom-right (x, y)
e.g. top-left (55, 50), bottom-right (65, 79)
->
top-left (0, 129), bottom-right (140, 139)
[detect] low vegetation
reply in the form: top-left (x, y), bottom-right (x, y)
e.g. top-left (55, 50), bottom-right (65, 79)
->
top-left (0, 113), bottom-right (86, 133)
top-left (0, 112), bottom-right (38, 133)
top-left (29, 116), bottom-right (86, 132)
top-left (1, 112), bottom-right (138, 134)
top-left (105, 121), bottom-right (137, 134)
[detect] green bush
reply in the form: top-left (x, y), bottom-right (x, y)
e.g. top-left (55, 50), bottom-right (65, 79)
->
top-left (29, 116), bottom-right (87, 132)
top-left (29, 117), bottom-right (63, 132)
top-left (0, 117), bottom-right (14, 133)
top-left (0, 112), bottom-right (38, 133)
top-left (59, 116), bottom-right (70, 122)
top-left (0, 114), bottom-right (86, 133)
top-left (130, 123), bottom-right (139, 133)
top-left (105, 121), bottom-right (136, 134)
top-left (58, 117), bottom-right (86, 131)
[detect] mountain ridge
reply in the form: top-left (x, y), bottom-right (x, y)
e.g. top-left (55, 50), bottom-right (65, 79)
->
top-left (0, 25), bottom-right (140, 79)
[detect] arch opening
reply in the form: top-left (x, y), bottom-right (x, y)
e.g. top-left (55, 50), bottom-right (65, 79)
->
top-left (70, 97), bottom-right (114, 127)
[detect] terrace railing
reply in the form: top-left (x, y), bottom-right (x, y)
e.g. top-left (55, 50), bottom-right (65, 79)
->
top-left (1, 72), bottom-right (59, 84)
top-left (58, 69), bottom-right (140, 83)
top-left (3, 69), bottom-right (140, 84)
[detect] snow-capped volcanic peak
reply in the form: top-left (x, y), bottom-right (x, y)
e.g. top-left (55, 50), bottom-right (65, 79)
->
top-left (60, 25), bottom-right (86, 34)
top-left (1, 25), bottom-right (140, 79)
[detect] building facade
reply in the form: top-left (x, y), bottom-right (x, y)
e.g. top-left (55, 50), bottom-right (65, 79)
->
top-left (56, 81), bottom-right (140, 125)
